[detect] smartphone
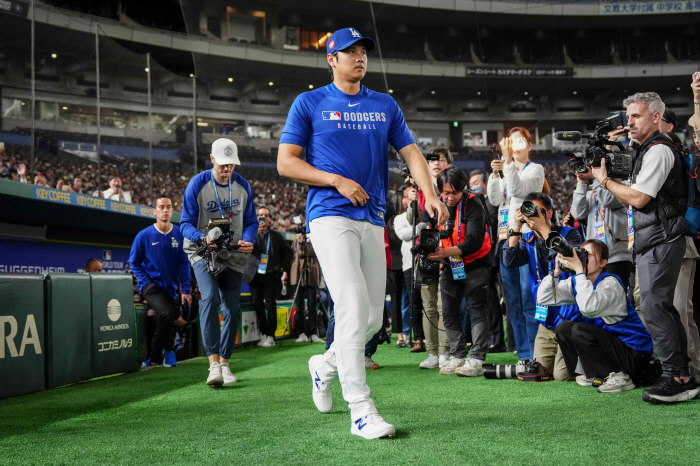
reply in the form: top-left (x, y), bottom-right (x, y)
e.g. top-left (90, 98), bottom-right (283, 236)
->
top-left (512, 137), bottom-right (528, 151)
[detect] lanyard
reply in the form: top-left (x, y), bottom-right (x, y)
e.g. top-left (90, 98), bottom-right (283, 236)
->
top-left (212, 170), bottom-right (232, 219)
top-left (503, 161), bottom-right (531, 204)
top-left (442, 197), bottom-right (462, 247)
top-left (265, 233), bottom-right (271, 255)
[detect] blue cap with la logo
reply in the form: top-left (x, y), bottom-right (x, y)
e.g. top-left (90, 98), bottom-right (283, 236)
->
top-left (326, 27), bottom-right (376, 54)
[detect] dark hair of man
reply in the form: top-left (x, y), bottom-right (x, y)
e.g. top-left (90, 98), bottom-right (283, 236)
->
top-left (469, 169), bottom-right (489, 184)
top-left (582, 239), bottom-right (609, 264)
top-left (328, 51), bottom-right (339, 80)
top-left (437, 166), bottom-right (468, 194)
top-left (428, 146), bottom-right (454, 165)
top-left (85, 258), bottom-right (102, 269)
top-left (257, 205), bottom-right (270, 215)
top-left (155, 194), bottom-right (171, 204)
top-left (523, 192), bottom-right (553, 211)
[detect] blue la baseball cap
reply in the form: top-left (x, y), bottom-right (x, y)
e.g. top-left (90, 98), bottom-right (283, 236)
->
top-left (326, 27), bottom-right (376, 54)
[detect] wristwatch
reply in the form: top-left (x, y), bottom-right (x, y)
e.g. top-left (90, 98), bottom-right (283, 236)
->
top-left (508, 229), bottom-right (522, 238)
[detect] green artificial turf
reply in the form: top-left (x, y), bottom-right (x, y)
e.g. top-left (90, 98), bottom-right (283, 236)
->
top-left (2, 338), bottom-right (699, 465)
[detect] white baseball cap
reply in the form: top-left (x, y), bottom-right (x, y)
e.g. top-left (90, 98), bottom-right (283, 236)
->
top-left (211, 138), bottom-right (240, 165)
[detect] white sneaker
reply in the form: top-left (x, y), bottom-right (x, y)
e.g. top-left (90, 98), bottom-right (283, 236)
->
top-left (220, 363), bottom-right (238, 384)
top-left (310, 334), bottom-right (323, 343)
top-left (257, 335), bottom-right (268, 347)
top-left (576, 375), bottom-right (594, 386)
top-left (351, 413), bottom-right (395, 439)
top-left (419, 354), bottom-right (439, 369)
top-left (365, 357), bottom-right (379, 370)
top-left (597, 371), bottom-right (635, 393)
top-left (438, 354), bottom-right (450, 368)
top-left (296, 334), bottom-right (309, 343)
top-left (309, 355), bottom-right (333, 413)
top-left (206, 362), bottom-right (224, 388)
top-left (266, 335), bottom-right (276, 346)
top-left (455, 358), bottom-right (485, 377)
top-left (439, 357), bottom-right (465, 375)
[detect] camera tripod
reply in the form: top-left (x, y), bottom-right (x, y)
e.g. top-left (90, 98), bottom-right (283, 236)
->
top-left (280, 234), bottom-right (328, 346)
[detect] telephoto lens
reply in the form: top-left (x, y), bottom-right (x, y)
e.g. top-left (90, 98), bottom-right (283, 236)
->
top-left (483, 364), bottom-right (519, 379)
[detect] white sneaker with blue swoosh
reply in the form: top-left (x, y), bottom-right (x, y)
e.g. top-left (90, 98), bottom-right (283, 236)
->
top-left (308, 355), bottom-right (333, 413)
top-left (351, 414), bottom-right (395, 439)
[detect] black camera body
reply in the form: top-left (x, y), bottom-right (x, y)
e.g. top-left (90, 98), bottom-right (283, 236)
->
top-left (545, 233), bottom-right (588, 274)
top-left (411, 215), bottom-right (454, 285)
top-left (520, 200), bottom-right (546, 224)
top-left (195, 218), bottom-right (240, 276)
top-left (557, 113), bottom-right (634, 180)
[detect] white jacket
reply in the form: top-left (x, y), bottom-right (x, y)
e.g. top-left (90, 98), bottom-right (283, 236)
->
top-left (486, 160), bottom-right (545, 234)
top-left (393, 212), bottom-right (414, 272)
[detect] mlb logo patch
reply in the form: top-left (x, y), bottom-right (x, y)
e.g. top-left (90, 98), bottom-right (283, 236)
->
top-left (322, 111), bottom-right (342, 121)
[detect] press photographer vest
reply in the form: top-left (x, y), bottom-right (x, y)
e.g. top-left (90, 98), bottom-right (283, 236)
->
top-left (572, 272), bottom-right (653, 354)
top-left (439, 194), bottom-right (491, 266)
top-left (631, 131), bottom-right (687, 255)
top-left (523, 226), bottom-right (580, 330)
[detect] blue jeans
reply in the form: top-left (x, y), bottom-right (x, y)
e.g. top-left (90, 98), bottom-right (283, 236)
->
top-left (397, 271), bottom-right (411, 336)
top-left (192, 260), bottom-right (243, 360)
top-left (500, 261), bottom-right (538, 360)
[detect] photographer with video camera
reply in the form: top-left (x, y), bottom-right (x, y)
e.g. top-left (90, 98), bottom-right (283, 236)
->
top-left (537, 240), bottom-right (656, 393)
top-left (249, 206), bottom-right (293, 348)
top-left (406, 147), bottom-right (452, 357)
top-left (590, 92), bottom-right (695, 404)
top-left (419, 167), bottom-right (492, 377)
top-left (180, 138), bottom-right (257, 388)
top-left (488, 128), bottom-right (545, 366)
top-left (290, 229), bottom-right (323, 343)
top-left (503, 192), bottom-right (583, 381)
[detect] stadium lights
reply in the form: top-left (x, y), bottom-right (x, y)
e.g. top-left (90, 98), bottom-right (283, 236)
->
top-left (309, 85), bottom-right (314, 89)
top-left (21, 102), bottom-right (25, 106)
top-left (677, 87), bottom-right (681, 91)
top-left (477, 91), bottom-right (481, 96)
top-left (431, 90), bottom-right (435, 95)
top-left (190, 74), bottom-right (194, 78)
top-left (62, 106), bottom-right (68, 110)
top-left (197, 121), bottom-right (208, 127)
top-left (229, 78), bottom-right (234, 82)
top-left (388, 89), bottom-right (393, 94)
top-left (524, 91), bottom-right (528, 95)
top-left (51, 53), bottom-right (57, 59)
top-left (145, 68), bottom-right (149, 72)
top-left (269, 82), bottom-right (274, 86)
top-left (573, 91), bottom-right (578, 95)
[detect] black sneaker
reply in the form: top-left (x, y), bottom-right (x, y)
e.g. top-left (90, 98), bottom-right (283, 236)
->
top-left (681, 377), bottom-right (700, 399)
top-left (642, 377), bottom-right (694, 404)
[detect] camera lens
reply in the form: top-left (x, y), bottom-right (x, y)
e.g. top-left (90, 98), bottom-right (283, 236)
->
top-left (521, 201), bottom-right (538, 218)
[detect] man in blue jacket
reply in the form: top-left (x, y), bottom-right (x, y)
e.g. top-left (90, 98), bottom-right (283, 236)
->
top-left (503, 192), bottom-right (583, 380)
top-left (129, 195), bottom-right (192, 368)
top-left (180, 138), bottom-right (258, 387)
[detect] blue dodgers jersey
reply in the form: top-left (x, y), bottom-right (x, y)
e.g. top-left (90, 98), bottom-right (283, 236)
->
top-left (280, 83), bottom-right (415, 227)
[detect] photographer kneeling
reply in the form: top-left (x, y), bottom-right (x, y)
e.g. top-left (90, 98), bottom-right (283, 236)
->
top-left (537, 240), bottom-right (656, 393)
top-left (503, 193), bottom-right (583, 381)
top-left (421, 167), bottom-right (492, 377)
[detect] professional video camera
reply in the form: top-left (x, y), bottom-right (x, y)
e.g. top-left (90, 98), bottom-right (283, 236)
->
top-left (288, 215), bottom-right (307, 235)
top-left (545, 232), bottom-right (588, 275)
top-left (556, 113), bottom-right (634, 179)
top-left (194, 218), bottom-right (240, 276)
top-left (411, 214), bottom-right (454, 285)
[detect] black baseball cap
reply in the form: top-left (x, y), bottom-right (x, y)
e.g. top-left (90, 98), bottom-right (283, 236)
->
top-left (663, 108), bottom-right (678, 130)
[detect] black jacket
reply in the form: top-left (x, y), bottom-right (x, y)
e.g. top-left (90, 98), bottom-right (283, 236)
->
top-left (503, 224), bottom-right (583, 271)
top-left (251, 228), bottom-right (293, 274)
top-left (631, 131), bottom-right (687, 255)
top-left (421, 193), bottom-right (491, 275)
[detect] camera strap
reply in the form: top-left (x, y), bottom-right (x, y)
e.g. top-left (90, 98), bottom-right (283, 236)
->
top-left (212, 173), bottom-right (233, 220)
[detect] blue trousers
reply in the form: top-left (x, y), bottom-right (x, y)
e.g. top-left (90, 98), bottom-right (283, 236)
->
top-left (500, 261), bottom-right (538, 360)
top-left (192, 260), bottom-right (243, 360)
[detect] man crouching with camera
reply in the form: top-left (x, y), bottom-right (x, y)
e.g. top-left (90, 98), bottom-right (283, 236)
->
top-left (536, 239), bottom-right (658, 393)
top-left (591, 92), bottom-right (695, 404)
top-left (180, 138), bottom-right (258, 387)
top-left (503, 193), bottom-right (583, 381)
top-left (420, 167), bottom-right (492, 377)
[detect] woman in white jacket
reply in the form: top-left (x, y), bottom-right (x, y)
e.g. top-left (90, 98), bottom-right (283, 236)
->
top-left (487, 127), bottom-right (545, 365)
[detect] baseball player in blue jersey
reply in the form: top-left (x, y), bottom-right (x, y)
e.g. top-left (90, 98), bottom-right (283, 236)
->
top-left (180, 138), bottom-right (258, 387)
top-left (129, 195), bottom-right (192, 368)
top-left (278, 27), bottom-right (448, 439)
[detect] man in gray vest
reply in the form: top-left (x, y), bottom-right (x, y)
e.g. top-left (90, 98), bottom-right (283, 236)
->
top-left (591, 92), bottom-right (695, 404)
